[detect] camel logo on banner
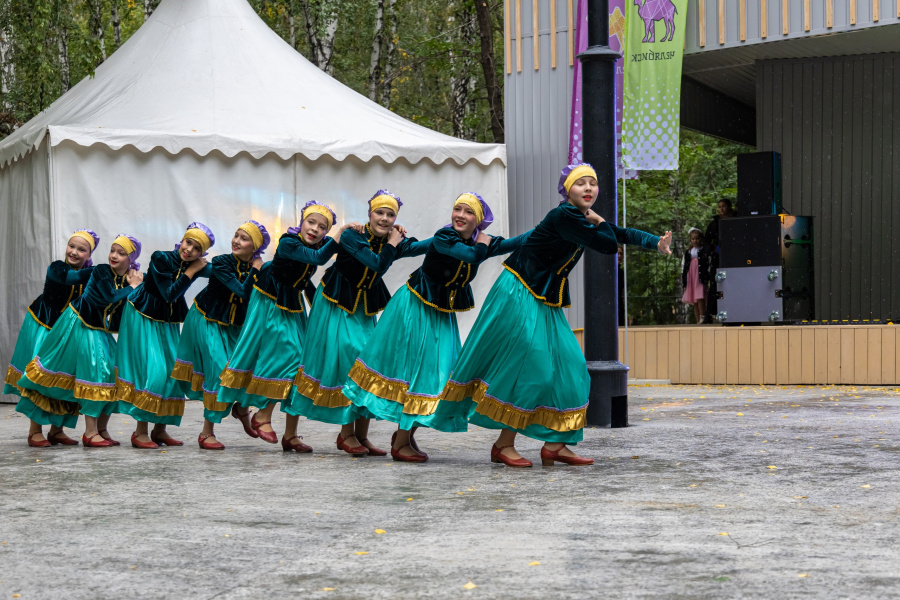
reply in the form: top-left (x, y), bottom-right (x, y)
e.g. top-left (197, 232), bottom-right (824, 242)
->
top-left (621, 0), bottom-right (687, 171)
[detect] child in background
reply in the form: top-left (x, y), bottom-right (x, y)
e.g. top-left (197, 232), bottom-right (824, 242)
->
top-left (681, 227), bottom-right (709, 324)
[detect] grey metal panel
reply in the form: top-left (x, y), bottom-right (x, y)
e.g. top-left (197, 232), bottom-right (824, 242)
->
top-left (686, 0), bottom-right (900, 54)
top-left (758, 53), bottom-right (900, 320)
top-left (505, 0), bottom-right (584, 329)
top-left (683, 23), bottom-right (900, 107)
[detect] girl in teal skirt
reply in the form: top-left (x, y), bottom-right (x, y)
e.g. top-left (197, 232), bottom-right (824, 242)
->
top-left (441, 164), bottom-right (672, 467)
top-left (18, 235), bottom-right (143, 447)
top-left (343, 193), bottom-right (530, 462)
top-left (7, 229), bottom-right (98, 446)
top-left (115, 223), bottom-right (214, 449)
top-left (171, 220), bottom-right (269, 450)
top-left (218, 201), bottom-right (359, 452)
top-left (284, 190), bottom-right (429, 457)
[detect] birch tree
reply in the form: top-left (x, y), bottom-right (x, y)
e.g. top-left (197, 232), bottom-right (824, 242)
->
top-left (449, 3), bottom-right (475, 139)
top-left (474, 0), bottom-right (503, 142)
top-left (301, 0), bottom-right (339, 75)
top-left (378, 0), bottom-right (396, 108)
top-left (111, 1), bottom-right (122, 48)
top-left (366, 0), bottom-right (384, 101)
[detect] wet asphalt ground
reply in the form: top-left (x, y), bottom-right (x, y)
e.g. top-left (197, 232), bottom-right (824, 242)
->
top-left (1, 383), bottom-right (898, 599)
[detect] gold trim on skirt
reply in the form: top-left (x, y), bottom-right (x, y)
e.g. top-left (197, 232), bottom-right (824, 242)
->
top-left (294, 368), bottom-right (352, 408)
top-left (116, 377), bottom-right (185, 417)
top-left (24, 358), bottom-right (118, 402)
top-left (447, 378), bottom-right (587, 432)
top-left (171, 360), bottom-right (205, 392)
top-left (219, 366), bottom-right (251, 389)
top-left (202, 392), bottom-right (230, 413)
top-left (347, 360), bottom-right (440, 416)
top-left (245, 377), bottom-right (292, 400)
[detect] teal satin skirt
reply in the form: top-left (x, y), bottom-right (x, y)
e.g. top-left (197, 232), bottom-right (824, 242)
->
top-left (342, 285), bottom-right (463, 432)
top-left (218, 289), bottom-right (307, 410)
top-left (442, 269), bottom-right (587, 444)
top-left (7, 312), bottom-right (79, 428)
top-left (283, 286), bottom-right (374, 425)
top-left (17, 307), bottom-right (118, 420)
top-left (172, 305), bottom-right (242, 423)
top-left (115, 302), bottom-right (185, 426)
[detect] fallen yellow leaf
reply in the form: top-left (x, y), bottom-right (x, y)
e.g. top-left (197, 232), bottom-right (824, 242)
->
top-left (322, 588), bottom-right (336, 592)
top-left (495, 509), bottom-right (504, 512)
top-left (375, 529), bottom-right (386, 534)
top-left (736, 413), bottom-right (744, 416)
top-left (529, 561), bottom-right (541, 566)
top-left (715, 504), bottom-right (726, 508)
top-left (767, 466), bottom-right (778, 470)
top-left (407, 498), bottom-right (413, 501)
top-left (861, 484), bottom-right (871, 488)
top-left (463, 581), bottom-right (477, 589)
top-left (355, 552), bottom-right (369, 555)
top-left (797, 573), bottom-right (809, 578)
top-left (792, 496), bottom-right (808, 499)
top-left (718, 532), bottom-right (729, 536)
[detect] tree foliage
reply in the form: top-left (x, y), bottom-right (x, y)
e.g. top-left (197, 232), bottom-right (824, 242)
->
top-left (0, 0), bottom-right (506, 143)
top-left (619, 129), bottom-right (752, 325)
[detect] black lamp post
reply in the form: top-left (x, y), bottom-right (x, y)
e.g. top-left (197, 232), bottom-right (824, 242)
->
top-left (577, 0), bottom-right (628, 428)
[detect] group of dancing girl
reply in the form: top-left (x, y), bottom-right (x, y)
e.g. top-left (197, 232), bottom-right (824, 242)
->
top-left (5, 163), bottom-right (672, 467)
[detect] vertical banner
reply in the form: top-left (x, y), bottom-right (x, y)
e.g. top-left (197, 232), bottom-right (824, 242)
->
top-left (621, 0), bottom-right (688, 170)
top-left (568, 0), bottom-right (636, 179)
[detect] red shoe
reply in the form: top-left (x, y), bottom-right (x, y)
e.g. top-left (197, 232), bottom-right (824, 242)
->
top-left (98, 430), bottom-right (120, 446)
top-left (391, 430), bottom-right (428, 460)
top-left (358, 438), bottom-right (387, 457)
top-left (198, 433), bottom-right (226, 450)
top-left (282, 435), bottom-right (313, 453)
top-left (540, 445), bottom-right (594, 466)
top-left (130, 433), bottom-right (159, 449)
top-left (336, 433), bottom-right (367, 456)
top-left (27, 432), bottom-right (51, 448)
top-left (391, 444), bottom-right (428, 463)
top-left (150, 431), bottom-right (184, 446)
top-left (252, 415), bottom-right (278, 444)
top-left (491, 444), bottom-right (533, 468)
top-left (83, 433), bottom-right (114, 448)
top-left (48, 431), bottom-right (79, 446)
top-left (231, 404), bottom-right (259, 439)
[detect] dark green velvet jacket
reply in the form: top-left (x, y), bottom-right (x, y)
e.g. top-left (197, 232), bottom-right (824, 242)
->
top-left (69, 265), bottom-right (133, 332)
top-left (194, 254), bottom-right (260, 326)
top-left (504, 203), bottom-right (660, 308)
top-left (130, 250), bottom-right (211, 323)
top-left (255, 234), bottom-right (338, 313)
top-left (320, 225), bottom-right (429, 315)
top-left (28, 260), bottom-right (94, 328)
top-left (406, 227), bottom-right (530, 313)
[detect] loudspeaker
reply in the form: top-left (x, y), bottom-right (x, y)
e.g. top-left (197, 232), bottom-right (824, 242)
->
top-left (738, 151), bottom-right (782, 216)
top-left (719, 215), bottom-right (782, 268)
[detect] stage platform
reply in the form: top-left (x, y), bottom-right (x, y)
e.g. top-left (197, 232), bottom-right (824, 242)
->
top-left (573, 324), bottom-right (900, 386)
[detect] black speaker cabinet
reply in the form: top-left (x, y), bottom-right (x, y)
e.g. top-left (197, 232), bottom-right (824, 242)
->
top-left (716, 215), bottom-right (814, 323)
top-left (738, 151), bottom-right (782, 216)
top-left (719, 215), bottom-right (782, 268)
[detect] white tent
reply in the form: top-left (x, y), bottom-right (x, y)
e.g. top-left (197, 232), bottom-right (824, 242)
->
top-left (0, 0), bottom-right (508, 382)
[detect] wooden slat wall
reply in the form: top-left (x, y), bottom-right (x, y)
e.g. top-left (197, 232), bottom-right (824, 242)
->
top-left (757, 53), bottom-right (900, 322)
top-left (611, 325), bottom-right (900, 385)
